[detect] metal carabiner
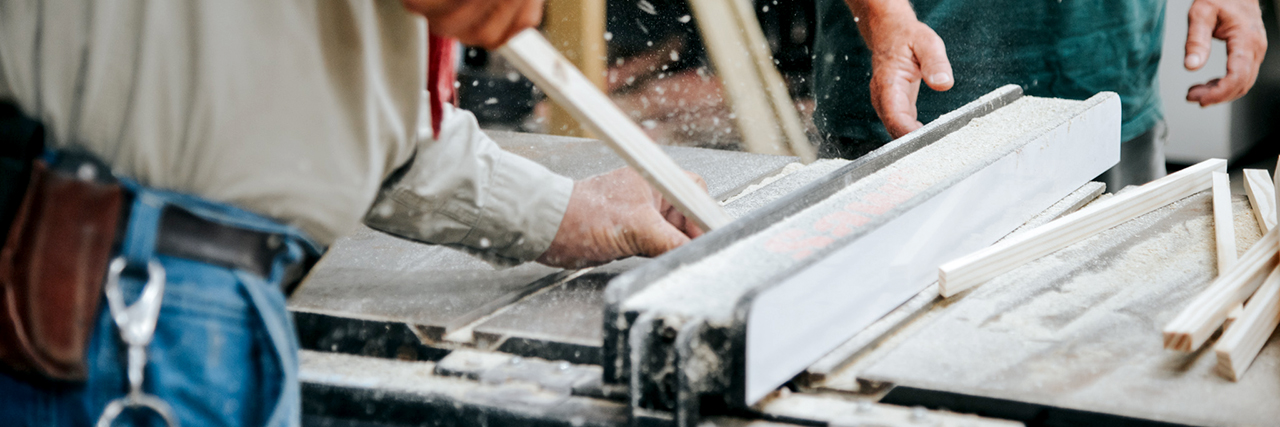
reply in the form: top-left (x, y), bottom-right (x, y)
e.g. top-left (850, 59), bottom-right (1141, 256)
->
top-left (96, 257), bottom-right (180, 427)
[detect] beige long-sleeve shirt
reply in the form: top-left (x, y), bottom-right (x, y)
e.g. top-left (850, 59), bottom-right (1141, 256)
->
top-left (0, 0), bottom-right (572, 263)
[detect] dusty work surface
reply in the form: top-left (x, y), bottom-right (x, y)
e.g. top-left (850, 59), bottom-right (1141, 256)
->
top-left (855, 192), bottom-right (1280, 426)
top-left (289, 131), bottom-right (797, 357)
top-left (486, 130), bottom-right (795, 199)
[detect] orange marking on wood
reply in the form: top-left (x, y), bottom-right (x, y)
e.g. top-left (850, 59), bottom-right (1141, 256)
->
top-left (815, 211), bottom-right (872, 238)
top-left (764, 229), bottom-right (835, 259)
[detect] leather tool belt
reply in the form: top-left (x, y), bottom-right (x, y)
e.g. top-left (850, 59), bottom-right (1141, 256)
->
top-left (0, 155), bottom-right (124, 382)
top-left (0, 104), bottom-right (303, 384)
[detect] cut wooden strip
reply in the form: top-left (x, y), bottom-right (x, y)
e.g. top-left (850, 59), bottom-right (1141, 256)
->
top-left (1214, 264), bottom-right (1280, 381)
top-left (1226, 169), bottom-right (1275, 328)
top-left (1225, 305), bottom-right (1245, 330)
top-left (938, 158), bottom-right (1227, 298)
top-left (1213, 172), bottom-right (1238, 273)
top-left (1243, 169), bottom-right (1276, 232)
top-left (1163, 226), bottom-right (1280, 351)
top-left (498, 29), bottom-right (735, 231)
top-left (1274, 157), bottom-right (1280, 233)
top-left (1216, 171), bottom-right (1243, 330)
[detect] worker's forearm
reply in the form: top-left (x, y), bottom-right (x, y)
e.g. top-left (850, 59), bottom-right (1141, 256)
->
top-left (842, 0), bottom-right (919, 46)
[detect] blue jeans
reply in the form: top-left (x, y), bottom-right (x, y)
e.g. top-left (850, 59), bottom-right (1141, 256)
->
top-left (0, 178), bottom-right (318, 427)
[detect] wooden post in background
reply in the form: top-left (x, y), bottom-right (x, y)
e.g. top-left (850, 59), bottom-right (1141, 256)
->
top-left (689, 0), bottom-right (789, 157)
top-left (543, 0), bottom-right (607, 137)
top-left (689, 0), bottom-right (816, 162)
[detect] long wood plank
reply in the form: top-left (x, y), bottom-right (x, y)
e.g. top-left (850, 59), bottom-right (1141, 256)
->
top-left (498, 29), bottom-right (735, 231)
top-left (1164, 225), bottom-right (1280, 351)
top-left (1243, 169), bottom-right (1276, 232)
top-left (1214, 264), bottom-right (1280, 380)
top-left (938, 158), bottom-right (1227, 297)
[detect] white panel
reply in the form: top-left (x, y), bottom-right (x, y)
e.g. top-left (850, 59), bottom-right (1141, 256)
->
top-left (744, 97), bottom-right (1121, 404)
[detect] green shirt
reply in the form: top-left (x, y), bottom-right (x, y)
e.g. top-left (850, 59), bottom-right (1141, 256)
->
top-left (813, 0), bottom-right (1166, 147)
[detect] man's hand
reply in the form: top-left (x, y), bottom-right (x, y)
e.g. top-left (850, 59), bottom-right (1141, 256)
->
top-left (402, 0), bottom-right (544, 50)
top-left (846, 0), bottom-right (953, 138)
top-left (1184, 0), bottom-right (1268, 106)
top-left (537, 167), bottom-right (706, 269)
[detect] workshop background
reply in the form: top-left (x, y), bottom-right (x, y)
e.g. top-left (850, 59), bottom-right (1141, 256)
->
top-left (459, 0), bottom-right (1280, 174)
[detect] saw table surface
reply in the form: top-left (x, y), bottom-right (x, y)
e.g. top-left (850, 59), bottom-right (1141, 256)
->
top-left (821, 191), bottom-right (1280, 427)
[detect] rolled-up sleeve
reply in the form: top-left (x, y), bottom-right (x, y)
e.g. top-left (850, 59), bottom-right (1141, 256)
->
top-left (364, 102), bottom-right (573, 266)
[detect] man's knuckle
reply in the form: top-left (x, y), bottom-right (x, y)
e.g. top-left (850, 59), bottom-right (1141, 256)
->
top-left (1189, 1), bottom-right (1214, 17)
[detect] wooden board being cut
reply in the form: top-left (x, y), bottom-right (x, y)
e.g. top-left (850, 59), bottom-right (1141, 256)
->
top-left (498, 29), bottom-right (734, 231)
top-left (939, 158), bottom-right (1227, 297)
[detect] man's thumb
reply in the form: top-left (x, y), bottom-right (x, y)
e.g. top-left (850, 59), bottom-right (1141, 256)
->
top-left (635, 220), bottom-right (692, 257)
top-left (914, 28), bottom-right (954, 91)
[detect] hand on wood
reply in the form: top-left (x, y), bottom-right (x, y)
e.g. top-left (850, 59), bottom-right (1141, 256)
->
top-left (1184, 0), bottom-right (1268, 107)
top-left (536, 167), bottom-right (706, 269)
top-left (402, 0), bottom-right (544, 50)
top-left (846, 0), bottom-right (953, 139)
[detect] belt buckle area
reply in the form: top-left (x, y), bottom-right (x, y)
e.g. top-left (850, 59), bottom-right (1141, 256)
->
top-left (156, 206), bottom-right (284, 280)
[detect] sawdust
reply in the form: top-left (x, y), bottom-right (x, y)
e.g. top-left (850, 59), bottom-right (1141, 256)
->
top-left (886, 96), bottom-right (1079, 192)
top-left (1233, 198), bottom-right (1264, 256)
top-left (859, 193), bottom-right (1280, 426)
top-left (723, 159), bottom-right (851, 218)
top-left (721, 162), bottom-right (807, 206)
top-left (863, 193), bottom-right (1225, 392)
top-left (977, 195), bottom-right (1215, 342)
top-left (623, 96), bottom-right (1086, 320)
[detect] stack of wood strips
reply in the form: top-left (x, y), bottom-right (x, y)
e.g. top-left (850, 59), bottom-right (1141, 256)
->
top-left (943, 156), bottom-right (1280, 381)
top-left (1165, 162), bottom-right (1280, 381)
top-left (499, 29), bottom-right (735, 231)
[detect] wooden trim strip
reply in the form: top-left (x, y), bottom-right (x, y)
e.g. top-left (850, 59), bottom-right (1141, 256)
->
top-left (938, 158), bottom-right (1227, 298)
top-left (1243, 169), bottom-right (1276, 232)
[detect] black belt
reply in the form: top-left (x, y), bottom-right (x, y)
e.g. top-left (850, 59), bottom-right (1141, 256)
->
top-left (50, 151), bottom-right (313, 291)
top-left (154, 206), bottom-right (289, 282)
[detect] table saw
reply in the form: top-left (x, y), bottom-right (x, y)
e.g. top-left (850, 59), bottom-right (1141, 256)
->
top-left (290, 86), bottom-right (1278, 427)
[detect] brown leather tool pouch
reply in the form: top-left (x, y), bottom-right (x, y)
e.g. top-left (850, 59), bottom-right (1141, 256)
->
top-left (0, 159), bottom-right (124, 382)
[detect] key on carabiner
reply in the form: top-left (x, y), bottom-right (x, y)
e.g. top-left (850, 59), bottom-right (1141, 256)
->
top-left (96, 257), bottom-right (180, 427)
